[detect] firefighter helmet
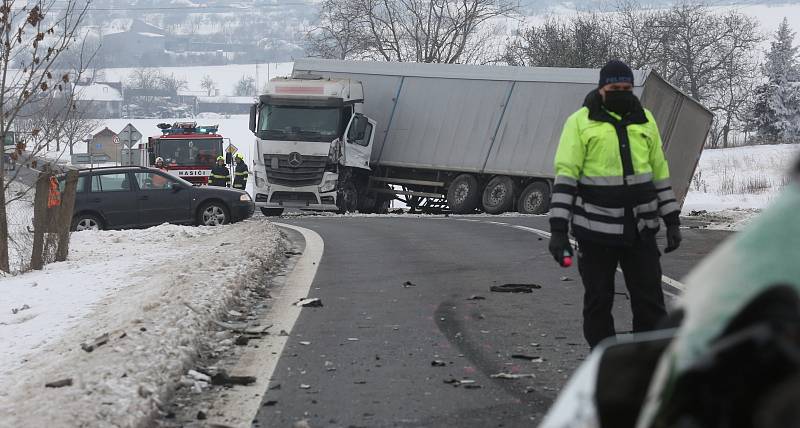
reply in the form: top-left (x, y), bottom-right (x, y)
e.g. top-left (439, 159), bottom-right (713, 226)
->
top-left (155, 157), bottom-right (164, 163)
top-left (234, 152), bottom-right (244, 160)
top-left (216, 155), bottom-right (225, 162)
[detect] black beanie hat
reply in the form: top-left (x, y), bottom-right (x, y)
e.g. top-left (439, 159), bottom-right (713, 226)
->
top-left (598, 60), bottom-right (634, 87)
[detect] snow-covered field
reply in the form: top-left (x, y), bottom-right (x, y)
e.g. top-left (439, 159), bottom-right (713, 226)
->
top-left (0, 220), bottom-right (282, 426)
top-left (683, 143), bottom-right (800, 229)
top-left (100, 62), bottom-right (293, 96)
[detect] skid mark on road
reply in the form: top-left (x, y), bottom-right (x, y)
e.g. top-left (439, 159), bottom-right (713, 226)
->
top-left (434, 301), bottom-right (552, 409)
top-left (449, 218), bottom-right (685, 298)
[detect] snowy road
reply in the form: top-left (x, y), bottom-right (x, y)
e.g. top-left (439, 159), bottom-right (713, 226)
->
top-left (245, 215), bottom-right (731, 427)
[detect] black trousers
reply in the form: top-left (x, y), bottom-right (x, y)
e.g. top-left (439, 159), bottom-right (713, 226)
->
top-left (577, 231), bottom-right (667, 348)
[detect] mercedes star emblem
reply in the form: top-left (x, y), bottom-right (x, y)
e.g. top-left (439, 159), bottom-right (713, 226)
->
top-left (288, 152), bottom-right (303, 167)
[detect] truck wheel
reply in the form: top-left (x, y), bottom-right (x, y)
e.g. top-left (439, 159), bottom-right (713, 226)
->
top-left (447, 174), bottom-right (480, 214)
top-left (198, 201), bottom-right (230, 226)
top-left (337, 181), bottom-right (358, 214)
top-left (517, 181), bottom-right (551, 214)
top-left (482, 176), bottom-right (516, 215)
top-left (72, 213), bottom-right (103, 231)
top-left (260, 208), bottom-right (284, 217)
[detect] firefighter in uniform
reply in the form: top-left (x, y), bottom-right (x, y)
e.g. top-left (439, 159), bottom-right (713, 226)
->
top-left (232, 152), bottom-right (248, 190)
top-left (209, 156), bottom-right (230, 187)
top-left (548, 60), bottom-right (682, 349)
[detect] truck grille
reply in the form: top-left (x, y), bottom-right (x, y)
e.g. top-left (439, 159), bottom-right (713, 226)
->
top-left (264, 154), bottom-right (327, 187)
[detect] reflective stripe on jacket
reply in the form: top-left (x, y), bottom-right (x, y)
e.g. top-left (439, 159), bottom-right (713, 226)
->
top-left (549, 90), bottom-right (679, 246)
top-left (209, 165), bottom-right (230, 187)
top-left (233, 161), bottom-right (248, 189)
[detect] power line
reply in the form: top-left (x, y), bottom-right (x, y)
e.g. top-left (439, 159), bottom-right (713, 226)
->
top-left (41, 2), bottom-right (316, 12)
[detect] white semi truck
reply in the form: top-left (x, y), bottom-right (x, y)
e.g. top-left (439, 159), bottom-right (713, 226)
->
top-left (249, 59), bottom-right (713, 216)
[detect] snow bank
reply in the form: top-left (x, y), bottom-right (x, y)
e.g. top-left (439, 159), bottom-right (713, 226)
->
top-left (0, 219), bottom-right (282, 427)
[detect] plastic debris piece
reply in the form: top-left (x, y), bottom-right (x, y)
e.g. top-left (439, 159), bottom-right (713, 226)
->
top-left (295, 298), bottom-right (323, 307)
top-left (490, 284), bottom-right (541, 293)
top-left (45, 378), bottom-right (72, 388)
top-left (490, 373), bottom-right (536, 379)
top-left (431, 360), bottom-right (446, 367)
top-left (402, 281), bottom-right (417, 288)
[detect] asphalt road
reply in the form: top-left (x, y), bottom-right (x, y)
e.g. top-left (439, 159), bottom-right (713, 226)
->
top-left (252, 215), bottom-right (732, 428)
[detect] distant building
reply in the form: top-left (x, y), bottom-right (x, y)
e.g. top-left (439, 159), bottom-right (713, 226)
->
top-left (85, 127), bottom-right (120, 163)
top-left (73, 83), bottom-right (123, 118)
top-left (99, 20), bottom-right (167, 67)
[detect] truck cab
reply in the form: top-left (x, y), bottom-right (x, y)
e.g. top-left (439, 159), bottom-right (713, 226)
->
top-left (249, 76), bottom-right (378, 215)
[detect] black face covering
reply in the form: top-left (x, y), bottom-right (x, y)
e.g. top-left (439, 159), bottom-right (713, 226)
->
top-left (603, 90), bottom-right (635, 116)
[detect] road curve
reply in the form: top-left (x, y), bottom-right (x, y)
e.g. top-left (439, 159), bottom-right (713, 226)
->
top-left (252, 215), bottom-right (731, 428)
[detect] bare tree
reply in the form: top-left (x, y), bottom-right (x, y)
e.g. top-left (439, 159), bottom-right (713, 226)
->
top-left (307, 0), bottom-right (519, 64)
top-left (504, 14), bottom-right (613, 68)
top-left (127, 67), bottom-right (161, 90)
top-left (159, 72), bottom-right (188, 93)
top-left (306, 0), bottom-right (365, 60)
top-left (0, 0), bottom-right (92, 273)
top-left (200, 74), bottom-right (216, 96)
top-left (234, 75), bottom-right (256, 97)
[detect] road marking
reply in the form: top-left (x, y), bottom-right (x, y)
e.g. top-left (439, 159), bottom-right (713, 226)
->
top-left (208, 223), bottom-right (323, 428)
top-left (453, 218), bottom-right (686, 294)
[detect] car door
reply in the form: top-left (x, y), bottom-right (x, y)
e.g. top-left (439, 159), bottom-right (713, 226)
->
top-left (88, 172), bottom-right (139, 227)
top-left (342, 113), bottom-right (376, 170)
top-left (133, 171), bottom-right (194, 226)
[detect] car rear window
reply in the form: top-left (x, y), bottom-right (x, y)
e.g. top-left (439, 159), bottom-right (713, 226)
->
top-left (91, 173), bottom-right (130, 192)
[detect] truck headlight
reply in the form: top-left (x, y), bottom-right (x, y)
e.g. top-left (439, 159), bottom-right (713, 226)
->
top-left (240, 194), bottom-right (252, 201)
top-left (319, 179), bottom-right (337, 193)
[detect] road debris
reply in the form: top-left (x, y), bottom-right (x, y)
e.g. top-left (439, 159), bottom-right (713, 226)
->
top-left (299, 341), bottom-right (311, 346)
top-left (279, 330), bottom-right (290, 336)
top-left (11, 304), bottom-right (30, 314)
top-left (235, 335), bottom-right (250, 346)
top-left (443, 378), bottom-right (477, 387)
top-left (295, 298), bottom-right (323, 307)
top-left (187, 369), bottom-right (211, 383)
top-left (45, 378), bottom-right (72, 388)
top-left (80, 333), bottom-right (109, 353)
top-left (324, 361), bottom-right (336, 371)
top-left (402, 280), bottom-right (417, 288)
top-left (197, 410), bottom-right (207, 420)
top-left (490, 283), bottom-right (541, 293)
top-left (560, 276), bottom-right (573, 282)
top-left (430, 360), bottom-right (447, 367)
top-left (511, 354), bottom-right (541, 361)
top-left (284, 251), bottom-right (303, 257)
top-left (263, 400), bottom-right (278, 406)
top-left (300, 384), bottom-right (311, 389)
top-left (490, 373), bottom-right (537, 379)
top-left (466, 295), bottom-right (486, 300)
top-left (210, 370), bottom-right (256, 386)
top-left (347, 337), bottom-right (359, 341)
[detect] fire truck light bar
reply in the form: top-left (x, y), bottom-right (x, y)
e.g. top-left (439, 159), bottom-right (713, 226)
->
top-left (160, 122), bottom-right (219, 136)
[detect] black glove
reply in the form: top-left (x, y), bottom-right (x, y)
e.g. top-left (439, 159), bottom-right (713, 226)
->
top-left (549, 231), bottom-right (573, 265)
top-left (664, 224), bottom-right (682, 253)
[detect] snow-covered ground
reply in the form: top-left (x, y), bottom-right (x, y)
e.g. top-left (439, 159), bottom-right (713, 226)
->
top-left (0, 219), bottom-right (282, 426)
top-left (683, 143), bottom-right (800, 229)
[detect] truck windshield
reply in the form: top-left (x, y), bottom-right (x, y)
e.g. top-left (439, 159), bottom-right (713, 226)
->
top-left (157, 138), bottom-right (221, 167)
top-left (258, 105), bottom-right (341, 142)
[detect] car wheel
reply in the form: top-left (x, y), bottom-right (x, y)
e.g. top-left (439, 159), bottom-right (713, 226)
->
top-left (198, 202), bottom-right (230, 226)
top-left (517, 181), bottom-right (551, 214)
top-left (260, 208), bottom-right (284, 217)
top-left (72, 214), bottom-right (103, 231)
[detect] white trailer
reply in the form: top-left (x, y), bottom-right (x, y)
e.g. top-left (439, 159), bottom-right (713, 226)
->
top-left (250, 59), bottom-right (712, 215)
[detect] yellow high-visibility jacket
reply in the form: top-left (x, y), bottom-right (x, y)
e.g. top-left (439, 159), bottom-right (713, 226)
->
top-left (549, 90), bottom-right (680, 245)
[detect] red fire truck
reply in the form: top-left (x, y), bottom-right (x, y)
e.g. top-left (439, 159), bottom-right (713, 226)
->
top-left (146, 122), bottom-right (224, 185)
